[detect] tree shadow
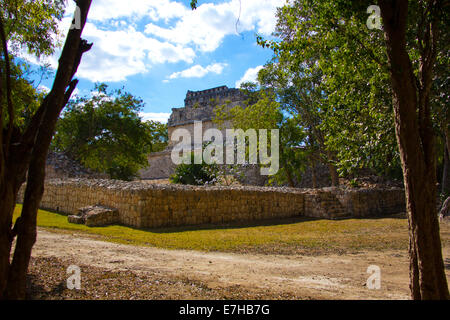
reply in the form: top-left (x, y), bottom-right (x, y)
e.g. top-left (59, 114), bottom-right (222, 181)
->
top-left (132, 212), bottom-right (407, 234)
top-left (26, 273), bottom-right (67, 299)
top-left (38, 206), bottom-right (408, 234)
top-left (131, 216), bottom-right (321, 234)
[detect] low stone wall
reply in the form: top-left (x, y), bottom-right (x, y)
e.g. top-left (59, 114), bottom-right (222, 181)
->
top-left (17, 179), bottom-right (406, 228)
top-left (333, 188), bottom-right (406, 217)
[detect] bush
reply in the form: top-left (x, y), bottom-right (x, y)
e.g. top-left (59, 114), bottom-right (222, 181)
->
top-left (170, 153), bottom-right (218, 185)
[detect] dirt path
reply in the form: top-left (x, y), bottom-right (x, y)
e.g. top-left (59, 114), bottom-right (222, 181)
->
top-left (29, 228), bottom-right (450, 300)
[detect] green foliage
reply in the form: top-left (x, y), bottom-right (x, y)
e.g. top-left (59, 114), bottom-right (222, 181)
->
top-left (1, 0), bottom-right (65, 131)
top-left (190, 0), bottom-right (198, 10)
top-left (144, 120), bottom-right (168, 153)
top-left (214, 87), bottom-right (307, 187)
top-left (257, 0), bottom-right (402, 179)
top-left (52, 84), bottom-right (163, 181)
top-left (349, 178), bottom-right (360, 188)
top-left (1, 0), bottom-right (66, 57)
top-left (257, 0), bottom-right (448, 181)
top-left (170, 152), bottom-right (218, 186)
top-left (209, 97), bottom-right (218, 108)
top-left (1, 59), bottom-right (46, 130)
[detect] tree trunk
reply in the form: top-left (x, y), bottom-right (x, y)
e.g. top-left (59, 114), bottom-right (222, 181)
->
top-left (0, 0), bottom-right (92, 299)
top-left (311, 159), bottom-right (317, 188)
top-left (5, 120), bottom-right (53, 298)
top-left (327, 161), bottom-right (339, 187)
top-left (285, 165), bottom-right (295, 188)
top-left (379, 0), bottom-right (449, 300)
top-left (0, 184), bottom-right (15, 297)
top-left (442, 137), bottom-right (450, 195)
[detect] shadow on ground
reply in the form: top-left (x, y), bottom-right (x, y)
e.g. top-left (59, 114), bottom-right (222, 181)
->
top-left (133, 213), bottom-right (407, 234)
top-left (26, 273), bottom-right (67, 299)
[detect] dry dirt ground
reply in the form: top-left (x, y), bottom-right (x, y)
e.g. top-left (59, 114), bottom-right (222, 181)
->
top-left (26, 225), bottom-right (450, 300)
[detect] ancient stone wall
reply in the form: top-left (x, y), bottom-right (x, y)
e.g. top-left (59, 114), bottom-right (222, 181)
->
top-left (332, 188), bottom-right (406, 217)
top-left (167, 120), bottom-right (231, 148)
top-left (184, 86), bottom-right (243, 108)
top-left (17, 179), bottom-right (406, 228)
top-left (168, 86), bottom-right (244, 128)
top-left (141, 85), bottom-right (247, 180)
top-left (139, 150), bottom-right (175, 180)
top-left (45, 152), bottom-right (107, 180)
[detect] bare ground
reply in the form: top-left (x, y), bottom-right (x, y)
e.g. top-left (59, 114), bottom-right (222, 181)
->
top-left (26, 226), bottom-right (450, 300)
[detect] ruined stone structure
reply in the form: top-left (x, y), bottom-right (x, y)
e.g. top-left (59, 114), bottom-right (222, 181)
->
top-left (139, 85), bottom-right (333, 187)
top-left (169, 85), bottom-right (243, 129)
top-left (17, 179), bottom-right (406, 228)
top-left (45, 152), bottom-right (107, 180)
top-left (68, 205), bottom-right (119, 227)
top-left (139, 86), bottom-right (258, 181)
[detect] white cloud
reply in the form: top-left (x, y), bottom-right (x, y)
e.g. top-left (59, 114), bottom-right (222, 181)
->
top-left (37, 85), bottom-right (50, 93)
top-left (235, 65), bottom-right (263, 88)
top-left (37, 84), bottom-right (78, 98)
top-left (168, 63), bottom-right (227, 80)
top-left (139, 112), bottom-right (171, 123)
top-left (145, 0), bottom-right (284, 52)
top-left (72, 23), bottom-right (196, 82)
top-left (20, 1), bottom-right (283, 82)
top-left (84, 0), bottom-right (188, 23)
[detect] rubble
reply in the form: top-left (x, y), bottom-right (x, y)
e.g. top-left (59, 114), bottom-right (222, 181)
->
top-left (68, 205), bottom-right (119, 227)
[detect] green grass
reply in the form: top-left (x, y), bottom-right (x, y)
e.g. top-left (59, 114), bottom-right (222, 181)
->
top-left (14, 204), bottom-right (449, 255)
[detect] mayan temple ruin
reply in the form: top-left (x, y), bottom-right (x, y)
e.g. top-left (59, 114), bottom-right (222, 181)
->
top-left (140, 85), bottom-right (255, 181)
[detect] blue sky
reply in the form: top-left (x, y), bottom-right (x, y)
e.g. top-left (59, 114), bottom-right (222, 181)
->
top-left (24, 0), bottom-right (284, 123)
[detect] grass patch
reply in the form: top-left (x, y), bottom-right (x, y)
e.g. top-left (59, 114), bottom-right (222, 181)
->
top-left (14, 204), bottom-right (450, 255)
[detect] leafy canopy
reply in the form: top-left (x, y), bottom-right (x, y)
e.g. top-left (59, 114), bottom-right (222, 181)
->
top-left (257, 0), bottom-right (402, 178)
top-left (1, 0), bottom-right (66, 57)
top-left (52, 84), bottom-right (167, 181)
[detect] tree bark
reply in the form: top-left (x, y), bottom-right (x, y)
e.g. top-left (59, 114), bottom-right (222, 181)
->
top-left (379, 0), bottom-right (449, 300)
top-left (327, 162), bottom-right (339, 187)
top-left (285, 164), bottom-right (295, 188)
top-left (311, 159), bottom-right (317, 188)
top-left (442, 136), bottom-right (450, 195)
top-left (0, 0), bottom-right (92, 299)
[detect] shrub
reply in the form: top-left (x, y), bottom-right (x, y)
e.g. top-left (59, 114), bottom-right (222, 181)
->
top-left (170, 153), bottom-right (218, 185)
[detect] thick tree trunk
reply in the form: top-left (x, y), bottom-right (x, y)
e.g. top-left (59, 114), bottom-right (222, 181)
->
top-left (442, 138), bottom-right (450, 195)
top-left (0, 185), bottom-right (15, 297)
top-left (408, 233), bottom-right (421, 299)
top-left (0, 0), bottom-right (92, 299)
top-left (379, 0), bottom-right (449, 299)
top-left (5, 129), bottom-right (49, 298)
top-left (0, 166), bottom-right (27, 299)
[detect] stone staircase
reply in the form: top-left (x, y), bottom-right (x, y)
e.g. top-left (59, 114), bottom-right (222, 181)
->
top-left (304, 190), bottom-right (349, 219)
